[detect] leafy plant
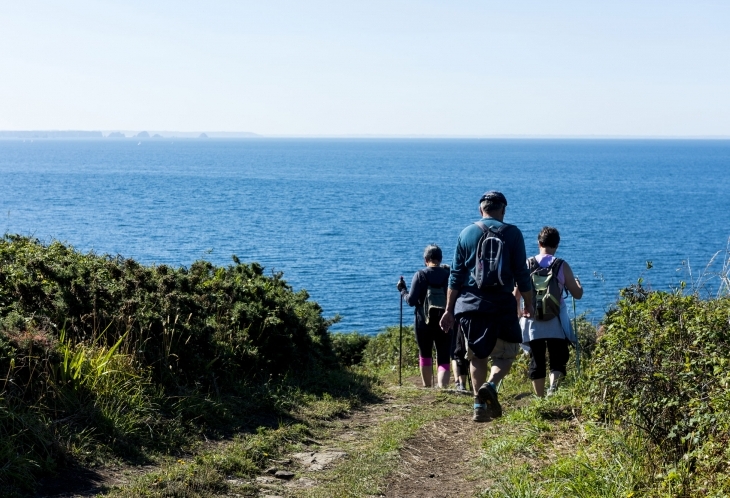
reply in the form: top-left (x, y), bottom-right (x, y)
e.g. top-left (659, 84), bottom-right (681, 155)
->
top-left (584, 283), bottom-right (730, 493)
top-left (0, 236), bottom-right (358, 495)
top-left (330, 331), bottom-right (371, 366)
top-left (361, 324), bottom-right (418, 368)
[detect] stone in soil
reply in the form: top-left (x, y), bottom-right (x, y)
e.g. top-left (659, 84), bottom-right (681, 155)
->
top-left (274, 470), bottom-right (295, 480)
top-left (292, 450), bottom-right (347, 471)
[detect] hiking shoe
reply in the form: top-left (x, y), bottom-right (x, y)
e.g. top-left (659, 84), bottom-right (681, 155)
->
top-left (478, 382), bottom-right (502, 418)
top-left (455, 381), bottom-right (468, 394)
top-left (472, 397), bottom-right (489, 422)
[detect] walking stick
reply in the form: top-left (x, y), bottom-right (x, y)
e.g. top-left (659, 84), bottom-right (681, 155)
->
top-left (573, 296), bottom-right (581, 376)
top-left (399, 276), bottom-right (404, 386)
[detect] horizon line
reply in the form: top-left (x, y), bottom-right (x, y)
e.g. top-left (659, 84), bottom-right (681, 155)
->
top-left (1, 130), bottom-right (730, 140)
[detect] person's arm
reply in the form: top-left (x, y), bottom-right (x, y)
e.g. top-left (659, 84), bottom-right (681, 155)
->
top-left (510, 229), bottom-right (534, 317)
top-left (439, 287), bottom-right (460, 333)
top-left (441, 233), bottom-right (469, 332)
top-left (399, 272), bottom-right (423, 307)
top-left (513, 285), bottom-right (522, 317)
top-left (562, 262), bottom-right (583, 299)
top-left (521, 289), bottom-right (534, 318)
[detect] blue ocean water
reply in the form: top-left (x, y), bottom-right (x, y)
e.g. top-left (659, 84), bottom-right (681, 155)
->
top-left (1, 139), bottom-right (729, 334)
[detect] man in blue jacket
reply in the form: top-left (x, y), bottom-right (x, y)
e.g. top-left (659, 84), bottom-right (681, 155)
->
top-left (440, 191), bottom-right (534, 422)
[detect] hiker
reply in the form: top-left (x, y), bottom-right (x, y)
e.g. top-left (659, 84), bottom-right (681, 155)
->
top-left (397, 244), bottom-right (451, 388)
top-left (439, 191), bottom-right (534, 422)
top-left (450, 325), bottom-right (469, 392)
top-left (515, 226), bottom-right (583, 397)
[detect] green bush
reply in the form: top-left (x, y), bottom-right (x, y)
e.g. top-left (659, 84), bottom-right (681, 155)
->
top-left (0, 235), bottom-right (337, 390)
top-left (362, 324), bottom-right (419, 368)
top-left (584, 284), bottom-right (730, 492)
top-left (0, 235), bottom-right (348, 495)
top-left (330, 332), bottom-right (371, 366)
top-left (574, 315), bottom-right (598, 360)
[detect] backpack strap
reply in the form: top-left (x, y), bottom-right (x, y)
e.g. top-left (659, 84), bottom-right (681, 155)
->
top-left (548, 257), bottom-right (564, 271)
top-left (420, 267), bottom-right (447, 289)
top-left (544, 258), bottom-right (574, 344)
top-left (475, 221), bottom-right (512, 235)
top-left (548, 258), bottom-right (567, 296)
top-left (416, 268), bottom-right (429, 295)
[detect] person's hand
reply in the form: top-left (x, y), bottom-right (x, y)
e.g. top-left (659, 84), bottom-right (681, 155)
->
top-left (439, 310), bottom-right (454, 333)
top-left (396, 277), bottom-right (406, 292)
top-left (522, 302), bottom-right (535, 319)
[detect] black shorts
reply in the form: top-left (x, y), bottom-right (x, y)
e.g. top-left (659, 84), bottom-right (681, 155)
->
top-left (458, 311), bottom-right (521, 360)
top-left (414, 320), bottom-right (451, 366)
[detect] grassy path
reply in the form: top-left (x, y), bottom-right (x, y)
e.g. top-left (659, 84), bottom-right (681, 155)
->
top-left (40, 367), bottom-right (630, 498)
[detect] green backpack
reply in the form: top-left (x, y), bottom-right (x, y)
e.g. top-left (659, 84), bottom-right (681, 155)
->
top-left (528, 257), bottom-right (564, 321)
top-left (422, 278), bottom-right (447, 325)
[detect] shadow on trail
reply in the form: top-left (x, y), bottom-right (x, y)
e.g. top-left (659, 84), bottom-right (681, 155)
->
top-left (35, 466), bottom-right (108, 498)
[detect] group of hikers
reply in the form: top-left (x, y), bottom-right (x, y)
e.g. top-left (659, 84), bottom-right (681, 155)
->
top-left (397, 190), bottom-right (583, 422)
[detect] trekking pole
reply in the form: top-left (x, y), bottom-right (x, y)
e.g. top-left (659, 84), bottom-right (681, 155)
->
top-left (573, 296), bottom-right (581, 376)
top-left (399, 276), bottom-right (404, 386)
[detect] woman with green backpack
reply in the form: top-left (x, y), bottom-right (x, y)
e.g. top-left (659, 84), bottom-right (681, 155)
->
top-left (514, 227), bottom-right (583, 397)
top-left (397, 244), bottom-right (452, 388)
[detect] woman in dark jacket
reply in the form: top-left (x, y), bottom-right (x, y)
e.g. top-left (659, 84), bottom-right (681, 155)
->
top-left (398, 245), bottom-right (452, 388)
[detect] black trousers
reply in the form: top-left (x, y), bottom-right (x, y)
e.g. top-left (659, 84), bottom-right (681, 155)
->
top-left (528, 338), bottom-right (570, 380)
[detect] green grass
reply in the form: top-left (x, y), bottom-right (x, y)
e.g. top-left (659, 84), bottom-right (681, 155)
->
top-left (103, 424), bottom-right (310, 497)
top-left (475, 384), bottom-right (649, 497)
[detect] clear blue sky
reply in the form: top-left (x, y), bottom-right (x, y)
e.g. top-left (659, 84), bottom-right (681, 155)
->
top-left (1, 1), bottom-right (728, 136)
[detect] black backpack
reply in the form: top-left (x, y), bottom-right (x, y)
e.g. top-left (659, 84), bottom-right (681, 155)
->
top-left (472, 222), bottom-right (512, 290)
top-left (528, 257), bottom-right (565, 321)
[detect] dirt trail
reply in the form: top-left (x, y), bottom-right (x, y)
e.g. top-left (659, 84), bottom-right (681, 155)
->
top-left (380, 376), bottom-right (488, 498)
top-left (37, 375), bottom-right (495, 497)
top-left (234, 375), bottom-right (491, 497)
top-left (382, 414), bottom-right (483, 498)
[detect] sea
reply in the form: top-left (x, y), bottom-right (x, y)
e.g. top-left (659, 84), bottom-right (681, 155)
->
top-left (1, 138), bottom-right (729, 334)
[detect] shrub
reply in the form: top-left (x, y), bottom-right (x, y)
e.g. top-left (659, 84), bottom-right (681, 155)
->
top-left (362, 325), bottom-right (419, 368)
top-left (584, 284), bottom-right (730, 489)
top-left (0, 235), bottom-right (337, 391)
top-left (574, 315), bottom-right (598, 360)
top-left (330, 332), bottom-right (371, 366)
top-left (0, 235), bottom-right (347, 495)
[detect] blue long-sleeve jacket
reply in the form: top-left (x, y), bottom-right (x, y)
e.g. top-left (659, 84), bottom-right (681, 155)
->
top-left (449, 217), bottom-right (531, 315)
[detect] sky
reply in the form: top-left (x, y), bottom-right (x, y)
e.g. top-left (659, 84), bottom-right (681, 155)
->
top-left (1, 1), bottom-right (728, 136)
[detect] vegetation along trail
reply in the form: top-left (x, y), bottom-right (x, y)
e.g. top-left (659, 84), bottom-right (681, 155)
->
top-left (2, 236), bottom-right (730, 497)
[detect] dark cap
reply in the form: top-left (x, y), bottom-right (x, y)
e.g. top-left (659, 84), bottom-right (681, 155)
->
top-left (479, 190), bottom-right (507, 206)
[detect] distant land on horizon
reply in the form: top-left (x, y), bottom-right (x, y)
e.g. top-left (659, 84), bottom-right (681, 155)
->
top-left (1, 131), bottom-right (729, 140)
top-left (0, 130), bottom-right (260, 139)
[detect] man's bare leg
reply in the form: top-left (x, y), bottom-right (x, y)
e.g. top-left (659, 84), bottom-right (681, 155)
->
top-left (470, 357), bottom-right (489, 395)
top-left (487, 359), bottom-right (514, 389)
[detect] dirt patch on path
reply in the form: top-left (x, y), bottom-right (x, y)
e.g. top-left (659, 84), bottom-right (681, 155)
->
top-left (383, 414), bottom-right (485, 498)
